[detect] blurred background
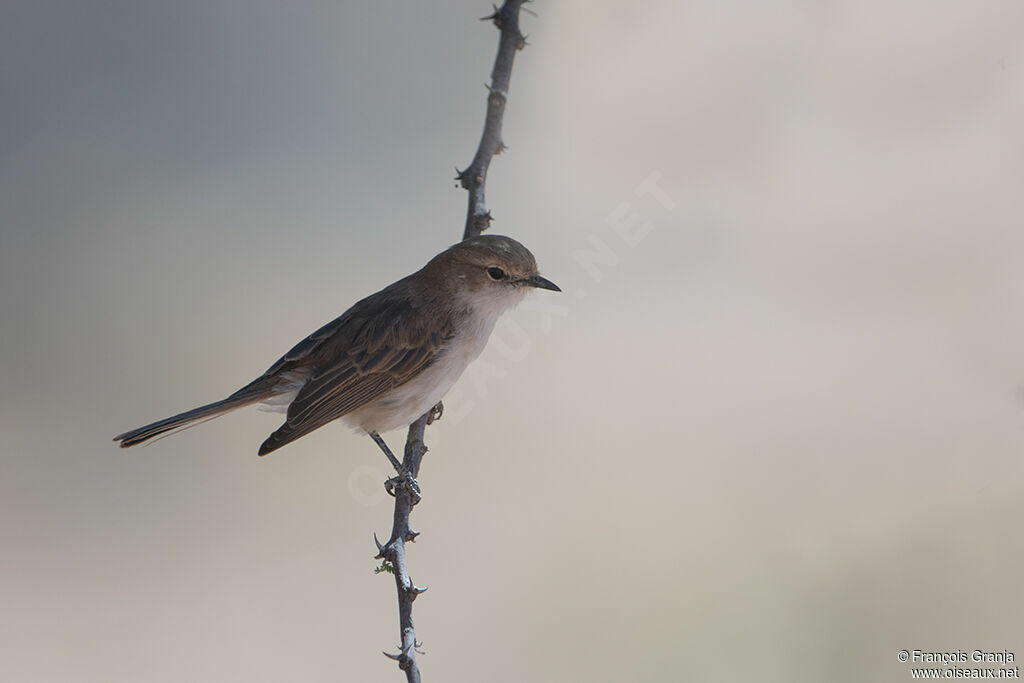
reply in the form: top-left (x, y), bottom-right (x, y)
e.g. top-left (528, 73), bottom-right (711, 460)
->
top-left (2, 1), bottom-right (1023, 681)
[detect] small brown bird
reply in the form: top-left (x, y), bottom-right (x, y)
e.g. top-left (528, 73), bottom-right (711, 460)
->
top-left (114, 235), bottom-right (559, 493)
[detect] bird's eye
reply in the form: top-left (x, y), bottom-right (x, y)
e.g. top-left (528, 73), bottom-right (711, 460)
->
top-left (487, 267), bottom-right (506, 280)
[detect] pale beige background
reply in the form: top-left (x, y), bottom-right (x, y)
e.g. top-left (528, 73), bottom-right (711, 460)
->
top-left (2, 2), bottom-right (1023, 681)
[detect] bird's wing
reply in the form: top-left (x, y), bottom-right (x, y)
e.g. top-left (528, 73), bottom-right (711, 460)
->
top-left (258, 287), bottom-right (454, 454)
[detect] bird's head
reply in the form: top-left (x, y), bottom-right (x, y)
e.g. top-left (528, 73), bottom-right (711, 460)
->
top-left (428, 234), bottom-right (560, 316)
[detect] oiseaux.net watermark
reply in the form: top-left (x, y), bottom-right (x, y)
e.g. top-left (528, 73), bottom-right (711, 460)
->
top-left (899, 649), bottom-right (1019, 679)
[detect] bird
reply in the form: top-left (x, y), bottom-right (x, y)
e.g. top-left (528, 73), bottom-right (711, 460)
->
top-left (113, 234), bottom-right (560, 497)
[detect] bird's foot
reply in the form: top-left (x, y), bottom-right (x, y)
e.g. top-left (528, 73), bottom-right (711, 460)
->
top-left (385, 469), bottom-right (422, 505)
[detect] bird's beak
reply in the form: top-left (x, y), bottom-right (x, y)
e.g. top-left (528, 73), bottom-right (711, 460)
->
top-left (524, 274), bottom-right (561, 292)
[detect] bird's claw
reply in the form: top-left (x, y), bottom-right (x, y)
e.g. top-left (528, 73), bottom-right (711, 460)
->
top-left (385, 472), bottom-right (422, 505)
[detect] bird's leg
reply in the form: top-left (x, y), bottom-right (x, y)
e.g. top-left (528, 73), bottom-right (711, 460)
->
top-left (369, 431), bottom-right (421, 504)
top-left (369, 430), bottom-right (405, 473)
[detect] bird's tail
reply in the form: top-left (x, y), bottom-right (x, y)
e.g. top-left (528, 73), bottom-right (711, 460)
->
top-left (113, 378), bottom-right (275, 448)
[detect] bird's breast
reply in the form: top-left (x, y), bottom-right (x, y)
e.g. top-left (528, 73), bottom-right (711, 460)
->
top-left (341, 311), bottom-right (499, 433)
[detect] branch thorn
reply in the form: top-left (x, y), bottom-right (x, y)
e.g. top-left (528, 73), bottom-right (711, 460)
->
top-left (481, 4), bottom-right (502, 27)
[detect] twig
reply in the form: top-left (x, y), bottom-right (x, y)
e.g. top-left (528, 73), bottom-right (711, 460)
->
top-left (378, 2), bottom-right (529, 680)
top-left (376, 409), bottom-right (434, 682)
top-left (458, 0), bottom-right (529, 240)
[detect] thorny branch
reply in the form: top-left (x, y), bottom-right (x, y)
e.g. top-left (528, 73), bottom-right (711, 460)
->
top-left (377, 2), bottom-right (530, 681)
top-left (375, 406), bottom-right (438, 683)
top-left (458, 0), bottom-right (529, 240)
